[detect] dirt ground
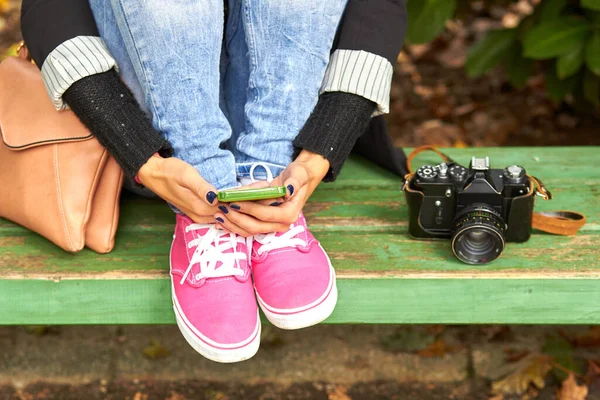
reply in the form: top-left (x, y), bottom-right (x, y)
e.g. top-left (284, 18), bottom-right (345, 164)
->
top-left (0, 380), bottom-right (486, 400)
top-left (3, 325), bottom-right (600, 400)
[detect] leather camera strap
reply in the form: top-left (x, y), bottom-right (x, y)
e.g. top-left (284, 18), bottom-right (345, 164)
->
top-left (405, 146), bottom-right (586, 236)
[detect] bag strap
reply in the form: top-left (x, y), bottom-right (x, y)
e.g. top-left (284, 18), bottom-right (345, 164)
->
top-left (405, 146), bottom-right (586, 236)
top-left (16, 41), bottom-right (32, 62)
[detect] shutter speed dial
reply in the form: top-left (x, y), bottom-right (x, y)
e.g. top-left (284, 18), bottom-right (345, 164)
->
top-left (449, 165), bottom-right (467, 182)
top-left (416, 165), bottom-right (437, 181)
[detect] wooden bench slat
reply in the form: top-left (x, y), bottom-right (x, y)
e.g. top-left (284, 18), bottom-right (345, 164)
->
top-left (2, 278), bottom-right (600, 324)
top-left (1, 147), bottom-right (598, 324)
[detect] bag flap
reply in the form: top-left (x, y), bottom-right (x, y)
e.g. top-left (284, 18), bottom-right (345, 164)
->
top-left (0, 57), bottom-right (92, 150)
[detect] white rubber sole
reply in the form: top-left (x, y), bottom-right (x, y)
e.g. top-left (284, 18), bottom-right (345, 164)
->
top-left (174, 308), bottom-right (261, 363)
top-left (256, 249), bottom-right (338, 330)
top-left (170, 236), bottom-right (260, 363)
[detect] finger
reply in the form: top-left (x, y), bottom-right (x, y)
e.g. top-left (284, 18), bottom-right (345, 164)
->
top-left (178, 165), bottom-right (218, 205)
top-left (214, 223), bottom-right (233, 235)
top-left (236, 180), bottom-right (271, 190)
top-left (223, 209), bottom-right (290, 235)
top-left (187, 213), bottom-right (216, 225)
top-left (282, 166), bottom-right (310, 199)
top-left (225, 200), bottom-right (294, 224)
top-left (230, 197), bottom-right (284, 208)
top-left (215, 214), bottom-right (253, 237)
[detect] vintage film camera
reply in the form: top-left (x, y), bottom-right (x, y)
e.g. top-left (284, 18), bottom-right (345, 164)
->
top-left (403, 156), bottom-right (538, 265)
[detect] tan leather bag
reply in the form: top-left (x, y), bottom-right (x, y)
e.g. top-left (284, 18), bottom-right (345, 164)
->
top-left (0, 45), bottom-right (123, 253)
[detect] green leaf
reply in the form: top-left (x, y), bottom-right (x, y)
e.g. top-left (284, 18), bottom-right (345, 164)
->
top-left (505, 43), bottom-right (534, 88)
top-left (583, 9), bottom-right (600, 23)
top-left (583, 69), bottom-right (600, 105)
top-left (539, 0), bottom-right (568, 21)
top-left (582, 0), bottom-right (600, 11)
top-left (523, 18), bottom-right (592, 59)
top-left (466, 29), bottom-right (518, 77)
top-left (406, 0), bottom-right (457, 44)
top-left (557, 43), bottom-right (585, 79)
top-left (585, 33), bottom-right (600, 76)
top-left (542, 335), bottom-right (582, 381)
top-left (545, 65), bottom-right (579, 102)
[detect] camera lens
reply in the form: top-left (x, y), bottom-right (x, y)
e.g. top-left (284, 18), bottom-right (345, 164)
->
top-left (451, 204), bottom-right (506, 265)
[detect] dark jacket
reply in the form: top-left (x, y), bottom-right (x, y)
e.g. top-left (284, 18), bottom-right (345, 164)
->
top-left (21, 0), bottom-right (409, 179)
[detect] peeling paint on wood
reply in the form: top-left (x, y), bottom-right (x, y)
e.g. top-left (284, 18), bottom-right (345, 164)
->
top-left (0, 148), bottom-right (598, 324)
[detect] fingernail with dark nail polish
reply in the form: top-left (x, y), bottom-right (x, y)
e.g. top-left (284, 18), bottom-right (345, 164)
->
top-left (215, 217), bottom-right (224, 223)
top-left (269, 202), bottom-right (281, 207)
top-left (287, 185), bottom-right (294, 196)
top-left (206, 191), bottom-right (217, 204)
top-left (218, 205), bottom-right (228, 214)
top-left (230, 204), bottom-right (241, 210)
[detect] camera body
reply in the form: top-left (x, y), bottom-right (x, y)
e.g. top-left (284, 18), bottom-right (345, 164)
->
top-left (404, 157), bottom-right (535, 264)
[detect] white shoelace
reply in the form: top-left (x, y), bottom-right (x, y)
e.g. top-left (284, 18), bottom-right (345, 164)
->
top-left (254, 224), bottom-right (307, 256)
top-left (180, 224), bottom-right (249, 285)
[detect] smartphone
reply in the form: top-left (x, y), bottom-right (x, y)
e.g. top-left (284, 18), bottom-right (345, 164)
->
top-left (217, 186), bottom-right (286, 202)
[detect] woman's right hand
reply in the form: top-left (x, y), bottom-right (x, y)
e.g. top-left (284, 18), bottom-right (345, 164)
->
top-left (136, 155), bottom-right (219, 223)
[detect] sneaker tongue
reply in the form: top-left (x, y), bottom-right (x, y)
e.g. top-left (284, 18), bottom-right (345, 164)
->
top-left (185, 227), bottom-right (249, 284)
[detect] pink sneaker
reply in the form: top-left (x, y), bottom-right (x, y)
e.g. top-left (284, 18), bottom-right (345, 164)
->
top-left (251, 213), bottom-right (338, 330)
top-left (170, 214), bottom-right (260, 363)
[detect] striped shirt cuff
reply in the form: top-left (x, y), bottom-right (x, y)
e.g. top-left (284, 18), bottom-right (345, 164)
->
top-left (320, 50), bottom-right (393, 116)
top-left (40, 36), bottom-right (118, 110)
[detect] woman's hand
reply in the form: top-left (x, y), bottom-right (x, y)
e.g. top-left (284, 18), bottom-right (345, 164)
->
top-left (137, 155), bottom-right (219, 223)
top-left (214, 150), bottom-right (330, 236)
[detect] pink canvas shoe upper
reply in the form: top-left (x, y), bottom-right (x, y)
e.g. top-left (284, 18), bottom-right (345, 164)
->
top-left (251, 213), bottom-right (334, 313)
top-left (171, 214), bottom-right (259, 349)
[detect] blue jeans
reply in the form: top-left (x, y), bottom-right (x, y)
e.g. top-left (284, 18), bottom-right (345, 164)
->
top-left (89, 0), bottom-right (346, 190)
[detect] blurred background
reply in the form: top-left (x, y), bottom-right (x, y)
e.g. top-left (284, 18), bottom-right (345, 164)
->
top-left (1, 0), bottom-right (600, 399)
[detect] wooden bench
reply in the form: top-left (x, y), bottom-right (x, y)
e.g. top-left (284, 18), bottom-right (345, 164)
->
top-left (0, 147), bottom-right (598, 325)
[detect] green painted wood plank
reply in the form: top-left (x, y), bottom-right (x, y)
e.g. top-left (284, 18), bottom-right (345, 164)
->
top-left (1, 277), bottom-right (600, 325)
top-left (0, 231), bottom-right (598, 275)
top-left (0, 147), bottom-right (598, 324)
top-left (0, 147), bottom-right (598, 277)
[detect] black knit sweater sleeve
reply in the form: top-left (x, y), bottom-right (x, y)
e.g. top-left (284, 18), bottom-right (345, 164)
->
top-left (63, 69), bottom-right (173, 178)
top-left (293, 92), bottom-right (376, 182)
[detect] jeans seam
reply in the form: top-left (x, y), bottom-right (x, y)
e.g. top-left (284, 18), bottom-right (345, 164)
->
top-left (114, 0), bottom-right (165, 135)
top-left (241, 0), bottom-right (258, 152)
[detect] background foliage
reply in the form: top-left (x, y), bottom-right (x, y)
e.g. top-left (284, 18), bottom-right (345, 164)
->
top-left (407, 0), bottom-right (600, 107)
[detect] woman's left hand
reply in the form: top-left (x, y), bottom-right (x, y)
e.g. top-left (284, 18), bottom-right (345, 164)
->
top-left (214, 150), bottom-right (330, 236)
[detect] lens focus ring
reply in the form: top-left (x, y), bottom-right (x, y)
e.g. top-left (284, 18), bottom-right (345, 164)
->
top-left (451, 205), bottom-right (506, 265)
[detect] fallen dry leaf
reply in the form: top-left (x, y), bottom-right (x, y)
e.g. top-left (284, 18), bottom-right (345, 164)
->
top-left (0, 0), bottom-right (10, 12)
top-left (492, 355), bottom-right (553, 396)
top-left (488, 395), bottom-right (503, 400)
top-left (558, 373), bottom-right (588, 400)
top-left (521, 386), bottom-right (540, 400)
top-left (587, 360), bottom-right (600, 378)
top-left (166, 392), bottom-right (186, 400)
top-left (453, 139), bottom-right (469, 148)
top-left (571, 327), bottom-right (600, 348)
top-left (417, 339), bottom-right (450, 358)
top-left (327, 385), bottom-right (351, 400)
top-left (425, 325), bottom-right (446, 336)
top-left (504, 349), bottom-right (530, 363)
top-left (142, 339), bottom-right (170, 359)
top-left (132, 392), bottom-right (148, 400)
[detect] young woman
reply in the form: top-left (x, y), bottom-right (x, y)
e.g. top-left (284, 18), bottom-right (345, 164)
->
top-left (21, 0), bottom-right (407, 363)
